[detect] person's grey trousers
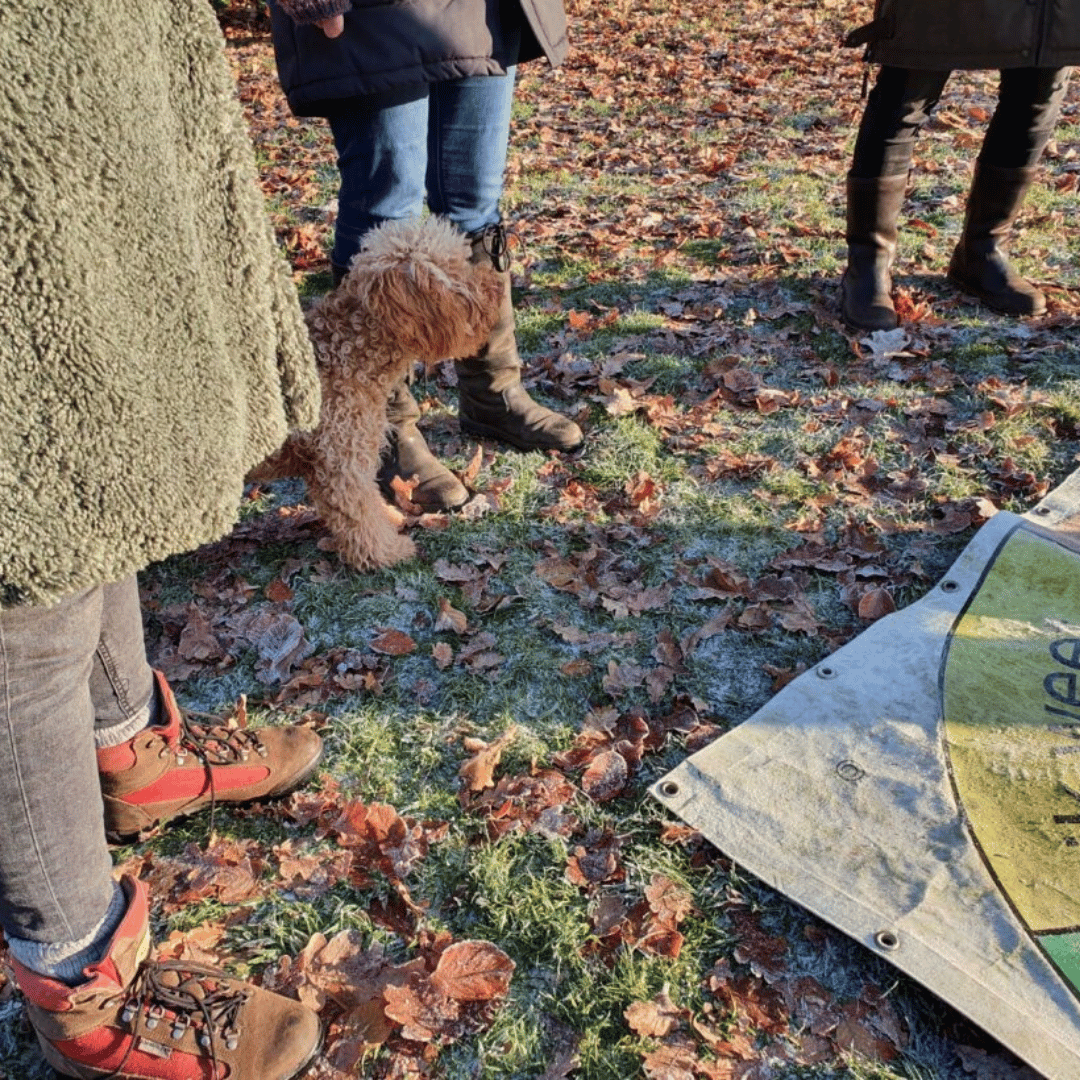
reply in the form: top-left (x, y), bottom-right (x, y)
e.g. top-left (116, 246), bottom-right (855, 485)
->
top-left (0, 576), bottom-right (153, 944)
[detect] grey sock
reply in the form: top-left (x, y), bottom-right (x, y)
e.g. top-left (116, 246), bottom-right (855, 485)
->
top-left (8, 881), bottom-right (126, 985)
top-left (94, 697), bottom-right (154, 749)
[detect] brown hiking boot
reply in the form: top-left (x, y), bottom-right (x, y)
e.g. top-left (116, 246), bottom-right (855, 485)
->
top-left (98, 671), bottom-right (323, 842)
top-left (457, 225), bottom-right (584, 453)
top-left (11, 875), bottom-right (322, 1080)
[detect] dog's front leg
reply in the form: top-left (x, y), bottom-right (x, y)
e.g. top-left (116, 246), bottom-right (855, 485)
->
top-left (307, 378), bottom-right (417, 571)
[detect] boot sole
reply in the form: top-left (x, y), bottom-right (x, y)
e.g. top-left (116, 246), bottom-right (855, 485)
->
top-left (106, 743), bottom-right (325, 846)
top-left (839, 276), bottom-right (898, 333)
top-left (946, 269), bottom-right (1046, 317)
top-left (377, 467), bottom-right (470, 512)
top-left (459, 416), bottom-right (584, 454)
top-left (841, 309), bottom-right (899, 333)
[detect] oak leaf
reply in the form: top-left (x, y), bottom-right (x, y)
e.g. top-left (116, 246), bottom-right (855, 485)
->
top-left (581, 749), bottom-right (629, 801)
top-left (642, 1035), bottom-right (698, 1080)
top-left (566, 830), bottom-right (623, 887)
top-left (458, 727), bottom-right (517, 793)
top-left (625, 991), bottom-right (685, 1038)
top-left (178, 607), bottom-right (225, 663)
top-left (430, 940), bottom-right (515, 1002)
top-left (645, 875), bottom-right (694, 927)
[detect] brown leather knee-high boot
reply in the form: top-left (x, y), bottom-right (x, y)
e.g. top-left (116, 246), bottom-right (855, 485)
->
top-left (840, 173), bottom-right (909, 332)
top-left (377, 379), bottom-right (469, 510)
top-left (947, 161), bottom-right (1046, 317)
top-left (456, 225), bottom-right (584, 452)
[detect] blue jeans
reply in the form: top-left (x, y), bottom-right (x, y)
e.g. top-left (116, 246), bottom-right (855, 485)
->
top-left (0, 577), bottom-right (152, 943)
top-left (328, 68), bottom-right (518, 272)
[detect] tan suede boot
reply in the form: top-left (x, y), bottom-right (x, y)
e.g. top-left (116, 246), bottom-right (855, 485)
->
top-left (98, 671), bottom-right (323, 842)
top-left (457, 225), bottom-right (584, 452)
top-left (11, 875), bottom-right (321, 1080)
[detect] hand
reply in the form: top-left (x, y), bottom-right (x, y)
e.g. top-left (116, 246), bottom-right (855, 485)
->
top-left (316, 15), bottom-right (344, 37)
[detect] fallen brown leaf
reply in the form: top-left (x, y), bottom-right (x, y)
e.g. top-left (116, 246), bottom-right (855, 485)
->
top-left (625, 990), bottom-right (686, 1038)
top-left (857, 586), bottom-right (896, 621)
top-left (458, 727), bottom-right (518, 794)
top-left (370, 629), bottom-right (417, 656)
top-left (581, 748), bottom-right (629, 801)
top-left (434, 597), bottom-right (468, 634)
top-left (430, 940), bottom-right (515, 1002)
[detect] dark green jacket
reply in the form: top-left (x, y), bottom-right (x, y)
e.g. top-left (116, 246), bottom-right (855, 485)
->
top-left (846, 0), bottom-right (1080, 69)
top-left (269, 0), bottom-right (568, 116)
top-left (0, 0), bottom-right (321, 608)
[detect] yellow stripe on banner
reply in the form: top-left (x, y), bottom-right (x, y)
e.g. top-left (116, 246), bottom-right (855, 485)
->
top-left (944, 527), bottom-right (1080, 936)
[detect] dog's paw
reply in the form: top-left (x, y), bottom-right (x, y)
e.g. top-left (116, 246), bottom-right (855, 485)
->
top-left (334, 529), bottom-right (417, 571)
top-left (384, 502), bottom-right (408, 528)
top-left (381, 533), bottom-right (418, 567)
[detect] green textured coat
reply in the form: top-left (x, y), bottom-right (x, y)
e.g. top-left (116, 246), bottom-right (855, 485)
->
top-left (0, 1), bottom-right (321, 608)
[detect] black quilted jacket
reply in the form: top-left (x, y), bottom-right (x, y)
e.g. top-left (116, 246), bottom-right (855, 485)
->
top-left (846, 0), bottom-right (1080, 69)
top-left (269, 0), bottom-right (568, 116)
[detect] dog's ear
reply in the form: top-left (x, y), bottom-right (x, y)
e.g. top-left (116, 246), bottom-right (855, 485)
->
top-left (362, 259), bottom-right (503, 363)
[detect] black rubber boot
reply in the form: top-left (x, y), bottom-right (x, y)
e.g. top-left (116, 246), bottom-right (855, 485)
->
top-left (947, 162), bottom-right (1046, 317)
top-left (456, 225), bottom-right (584, 452)
top-left (840, 173), bottom-right (909, 332)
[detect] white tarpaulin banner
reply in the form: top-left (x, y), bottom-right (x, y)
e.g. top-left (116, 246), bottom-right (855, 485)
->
top-left (653, 472), bottom-right (1080, 1079)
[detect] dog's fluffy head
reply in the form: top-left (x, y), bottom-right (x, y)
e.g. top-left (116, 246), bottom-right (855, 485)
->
top-left (308, 217), bottom-right (504, 372)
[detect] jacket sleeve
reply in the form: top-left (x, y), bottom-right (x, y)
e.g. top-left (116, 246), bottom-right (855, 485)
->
top-left (273, 0), bottom-right (351, 24)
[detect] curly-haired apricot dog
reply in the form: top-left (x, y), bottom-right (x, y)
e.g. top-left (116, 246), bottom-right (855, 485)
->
top-left (258, 217), bottom-right (502, 570)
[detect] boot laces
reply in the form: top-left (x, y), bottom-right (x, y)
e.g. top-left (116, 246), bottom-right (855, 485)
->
top-left (169, 708), bottom-right (268, 835)
top-left (474, 222), bottom-right (518, 273)
top-left (104, 959), bottom-right (250, 1078)
top-left (178, 710), bottom-right (268, 768)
